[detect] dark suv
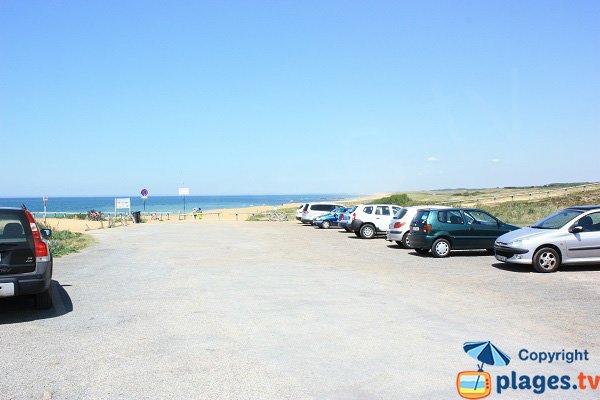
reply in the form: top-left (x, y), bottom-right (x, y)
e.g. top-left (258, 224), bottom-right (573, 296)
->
top-left (408, 208), bottom-right (518, 258)
top-left (0, 208), bottom-right (53, 309)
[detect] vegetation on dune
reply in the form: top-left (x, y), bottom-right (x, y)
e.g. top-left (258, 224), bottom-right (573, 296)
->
top-left (451, 190), bottom-right (485, 197)
top-left (367, 185), bottom-right (600, 226)
top-left (369, 193), bottom-right (415, 206)
top-left (37, 222), bottom-right (94, 258)
top-left (484, 189), bottom-right (600, 226)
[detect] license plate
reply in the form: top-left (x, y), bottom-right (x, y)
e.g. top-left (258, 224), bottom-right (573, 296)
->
top-left (496, 255), bottom-right (507, 262)
top-left (0, 282), bottom-right (15, 297)
top-left (412, 226), bottom-right (419, 231)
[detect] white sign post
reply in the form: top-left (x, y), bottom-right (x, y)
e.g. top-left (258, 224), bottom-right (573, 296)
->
top-left (178, 188), bottom-right (190, 212)
top-left (115, 198), bottom-right (131, 216)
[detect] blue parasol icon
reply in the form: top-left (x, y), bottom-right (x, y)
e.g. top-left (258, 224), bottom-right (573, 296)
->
top-left (463, 341), bottom-right (511, 371)
top-left (463, 341), bottom-right (510, 392)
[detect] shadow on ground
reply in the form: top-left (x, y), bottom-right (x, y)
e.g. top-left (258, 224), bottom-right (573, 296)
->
top-left (492, 262), bottom-right (600, 274)
top-left (0, 280), bottom-right (73, 324)
top-left (407, 250), bottom-right (492, 258)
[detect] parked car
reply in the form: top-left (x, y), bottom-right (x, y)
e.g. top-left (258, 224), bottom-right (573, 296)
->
top-left (408, 208), bottom-right (518, 257)
top-left (0, 207), bottom-right (53, 309)
top-left (295, 203), bottom-right (308, 221)
top-left (338, 206), bottom-right (357, 231)
top-left (349, 204), bottom-right (403, 239)
top-left (494, 205), bottom-right (600, 273)
top-left (300, 203), bottom-right (344, 224)
top-left (313, 207), bottom-right (349, 229)
top-left (386, 205), bottom-right (449, 248)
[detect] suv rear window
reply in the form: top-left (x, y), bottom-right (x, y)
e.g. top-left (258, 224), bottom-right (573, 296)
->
top-left (303, 204), bottom-right (310, 212)
top-left (0, 212), bottom-right (28, 244)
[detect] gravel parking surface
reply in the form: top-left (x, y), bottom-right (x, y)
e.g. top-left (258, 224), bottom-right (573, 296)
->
top-left (1, 221), bottom-right (599, 399)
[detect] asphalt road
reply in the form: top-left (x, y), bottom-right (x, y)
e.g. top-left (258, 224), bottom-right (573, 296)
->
top-left (1, 221), bottom-right (599, 399)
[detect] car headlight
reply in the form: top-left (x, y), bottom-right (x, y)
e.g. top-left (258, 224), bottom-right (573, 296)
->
top-left (508, 240), bottom-right (523, 247)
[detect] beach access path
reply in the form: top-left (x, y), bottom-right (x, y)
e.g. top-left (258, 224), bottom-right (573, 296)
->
top-left (1, 221), bottom-right (599, 399)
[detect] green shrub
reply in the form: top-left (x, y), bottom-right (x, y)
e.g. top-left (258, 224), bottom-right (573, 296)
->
top-left (369, 193), bottom-right (414, 206)
top-left (37, 222), bottom-right (94, 258)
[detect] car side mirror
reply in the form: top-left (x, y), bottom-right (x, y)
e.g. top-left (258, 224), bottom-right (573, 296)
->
top-left (569, 225), bottom-right (584, 234)
top-left (41, 228), bottom-right (52, 239)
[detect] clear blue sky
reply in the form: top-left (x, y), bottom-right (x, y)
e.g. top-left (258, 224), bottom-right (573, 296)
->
top-left (1, 1), bottom-right (598, 196)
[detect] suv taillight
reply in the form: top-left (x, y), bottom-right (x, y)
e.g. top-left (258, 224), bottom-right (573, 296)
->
top-left (303, 210), bottom-right (308, 214)
top-left (423, 224), bottom-right (432, 233)
top-left (393, 221), bottom-right (405, 229)
top-left (25, 211), bottom-right (49, 261)
top-left (352, 213), bottom-right (356, 220)
top-left (340, 214), bottom-right (345, 220)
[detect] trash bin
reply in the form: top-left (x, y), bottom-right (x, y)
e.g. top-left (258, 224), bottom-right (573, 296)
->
top-left (132, 211), bottom-right (142, 223)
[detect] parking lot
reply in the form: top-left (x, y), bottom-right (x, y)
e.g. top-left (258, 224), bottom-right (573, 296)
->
top-left (2, 221), bottom-right (599, 399)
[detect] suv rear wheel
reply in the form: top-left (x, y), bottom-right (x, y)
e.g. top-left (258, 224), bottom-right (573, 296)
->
top-left (431, 238), bottom-right (451, 258)
top-left (533, 247), bottom-right (560, 273)
top-left (359, 224), bottom-right (376, 239)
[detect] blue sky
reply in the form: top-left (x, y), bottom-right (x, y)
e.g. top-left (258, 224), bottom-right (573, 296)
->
top-left (1, 1), bottom-right (598, 196)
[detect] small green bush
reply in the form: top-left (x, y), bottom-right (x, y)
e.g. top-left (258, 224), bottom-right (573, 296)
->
top-left (369, 193), bottom-right (415, 206)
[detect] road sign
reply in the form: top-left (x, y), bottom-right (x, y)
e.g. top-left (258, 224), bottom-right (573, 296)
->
top-left (178, 188), bottom-right (190, 196)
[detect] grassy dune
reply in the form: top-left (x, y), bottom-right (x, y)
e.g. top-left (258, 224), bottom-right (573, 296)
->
top-left (369, 185), bottom-right (600, 226)
top-left (485, 189), bottom-right (600, 226)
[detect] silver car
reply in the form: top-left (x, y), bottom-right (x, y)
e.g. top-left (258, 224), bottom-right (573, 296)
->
top-left (494, 205), bottom-right (600, 272)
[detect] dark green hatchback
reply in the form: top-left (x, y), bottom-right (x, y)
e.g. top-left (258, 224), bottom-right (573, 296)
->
top-left (408, 208), bottom-right (519, 257)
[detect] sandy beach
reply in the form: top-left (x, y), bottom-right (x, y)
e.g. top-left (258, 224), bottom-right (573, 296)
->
top-left (40, 193), bottom-right (393, 233)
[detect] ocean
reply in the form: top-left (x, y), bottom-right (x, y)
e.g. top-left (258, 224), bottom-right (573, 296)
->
top-left (0, 194), bottom-right (354, 214)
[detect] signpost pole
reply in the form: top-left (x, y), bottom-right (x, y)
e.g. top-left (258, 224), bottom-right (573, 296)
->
top-left (43, 195), bottom-right (48, 223)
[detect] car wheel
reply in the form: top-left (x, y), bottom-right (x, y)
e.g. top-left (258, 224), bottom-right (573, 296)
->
top-left (402, 232), bottom-right (412, 248)
top-left (533, 247), bottom-right (560, 273)
top-left (354, 231), bottom-right (361, 237)
top-left (431, 238), bottom-right (451, 258)
top-left (321, 220), bottom-right (330, 229)
top-left (415, 248), bottom-right (429, 254)
top-left (34, 288), bottom-right (53, 310)
top-left (359, 224), bottom-right (376, 239)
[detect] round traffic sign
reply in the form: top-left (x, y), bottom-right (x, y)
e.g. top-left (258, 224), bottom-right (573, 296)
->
top-left (141, 188), bottom-right (149, 197)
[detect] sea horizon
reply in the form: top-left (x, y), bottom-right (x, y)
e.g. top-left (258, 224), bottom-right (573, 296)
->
top-left (0, 194), bottom-right (357, 214)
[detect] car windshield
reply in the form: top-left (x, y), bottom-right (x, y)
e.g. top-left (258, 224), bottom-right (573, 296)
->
top-left (531, 209), bottom-right (583, 229)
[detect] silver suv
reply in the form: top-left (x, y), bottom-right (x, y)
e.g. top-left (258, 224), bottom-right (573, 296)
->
top-left (494, 205), bottom-right (600, 272)
top-left (0, 207), bottom-right (54, 308)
